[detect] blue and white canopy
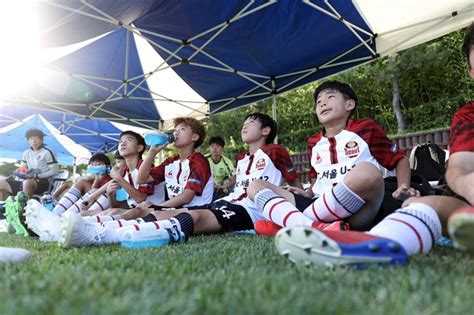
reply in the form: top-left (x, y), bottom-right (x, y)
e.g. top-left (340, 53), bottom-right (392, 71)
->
top-left (0, 114), bottom-right (91, 166)
top-left (5, 0), bottom-right (473, 129)
top-left (0, 107), bottom-right (151, 153)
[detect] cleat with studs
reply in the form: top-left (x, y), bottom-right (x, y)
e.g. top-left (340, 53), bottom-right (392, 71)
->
top-left (275, 227), bottom-right (408, 267)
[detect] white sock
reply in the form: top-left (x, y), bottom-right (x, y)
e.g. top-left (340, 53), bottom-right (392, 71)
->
top-left (303, 182), bottom-right (365, 222)
top-left (53, 187), bottom-right (82, 215)
top-left (114, 221), bottom-right (164, 241)
top-left (83, 215), bottom-right (122, 224)
top-left (254, 189), bottom-right (313, 227)
top-left (65, 192), bottom-right (91, 214)
top-left (87, 194), bottom-right (110, 212)
top-left (100, 228), bottom-right (122, 244)
top-left (368, 203), bottom-right (442, 256)
top-left (101, 219), bottom-right (141, 229)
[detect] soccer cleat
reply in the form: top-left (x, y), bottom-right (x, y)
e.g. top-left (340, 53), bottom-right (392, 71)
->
top-left (121, 227), bottom-right (186, 249)
top-left (448, 206), bottom-right (474, 251)
top-left (4, 192), bottom-right (35, 237)
top-left (254, 220), bottom-right (282, 236)
top-left (59, 211), bottom-right (106, 248)
top-left (275, 227), bottom-right (408, 267)
top-left (254, 220), bottom-right (349, 236)
top-left (0, 247), bottom-right (31, 264)
top-left (24, 199), bottom-right (61, 242)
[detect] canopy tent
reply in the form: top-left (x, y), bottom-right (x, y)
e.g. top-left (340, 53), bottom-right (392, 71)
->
top-left (5, 1), bottom-right (473, 129)
top-left (0, 106), bottom-right (152, 153)
top-left (0, 114), bottom-right (91, 166)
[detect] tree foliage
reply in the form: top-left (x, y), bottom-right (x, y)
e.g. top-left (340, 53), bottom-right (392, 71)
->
top-left (206, 29), bottom-right (473, 157)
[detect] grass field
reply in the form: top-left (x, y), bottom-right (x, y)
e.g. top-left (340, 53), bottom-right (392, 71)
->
top-left (0, 232), bottom-right (472, 315)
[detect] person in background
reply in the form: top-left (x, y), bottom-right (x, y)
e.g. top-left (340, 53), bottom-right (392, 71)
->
top-left (0, 129), bottom-right (59, 199)
top-left (206, 136), bottom-right (236, 200)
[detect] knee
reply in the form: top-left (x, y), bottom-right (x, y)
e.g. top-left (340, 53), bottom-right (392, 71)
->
top-left (23, 179), bottom-right (37, 189)
top-left (345, 163), bottom-right (383, 190)
top-left (247, 179), bottom-right (269, 200)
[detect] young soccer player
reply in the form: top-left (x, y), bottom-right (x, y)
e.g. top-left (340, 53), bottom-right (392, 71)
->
top-left (207, 136), bottom-right (236, 200)
top-left (246, 81), bottom-right (414, 236)
top-left (57, 113), bottom-right (301, 248)
top-left (274, 24), bottom-right (474, 267)
top-left (50, 153), bottom-right (112, 215)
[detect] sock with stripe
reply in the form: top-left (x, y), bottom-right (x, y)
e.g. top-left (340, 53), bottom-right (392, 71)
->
top-left (302, 182), bottom-right (365, 222)
top-left (82, 214), bottom-right (122, 224)
top-left (368, 202), bottom-right (442, 255)
top-left (101, 219), bottom-right (142, 229)
top-left (254, 189), bottom-right (314, 227)
top-left (87, 194), bottom-right (110, 212)
top-left (52, 187), bottom-right (82, 215)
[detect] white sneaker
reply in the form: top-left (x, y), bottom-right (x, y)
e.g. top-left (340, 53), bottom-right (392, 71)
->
top-left (0, 247), bottom-right (31, 264)
top-left (24, 200), bottom-right (61, 242)
top-left (59, 211), bottom-right (106, 248)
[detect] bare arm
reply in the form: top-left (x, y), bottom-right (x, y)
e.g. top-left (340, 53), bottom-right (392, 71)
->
top-left (159, 189), bottom-right (196, 208)
top-left (446, 151), bottom-right (474, 205)
top-left (393, 155), bottom-right (419, 198)
top-left (137, 145), bottom-right (166, 184)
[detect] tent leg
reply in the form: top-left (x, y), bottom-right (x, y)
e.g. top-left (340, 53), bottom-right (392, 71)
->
top-left (271, 79), bottom-right (278, 144)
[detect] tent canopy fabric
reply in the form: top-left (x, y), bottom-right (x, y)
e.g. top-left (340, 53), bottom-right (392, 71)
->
top-left (0, 114), bottom-right (91, 166)
top-left (6, 1), bottom-right (473, 128)
top-left (0, 106), bottom-right (151, 153)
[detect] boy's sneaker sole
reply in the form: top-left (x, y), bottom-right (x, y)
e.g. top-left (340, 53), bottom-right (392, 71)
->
top-left (275, 226), bottom-right (408, 267)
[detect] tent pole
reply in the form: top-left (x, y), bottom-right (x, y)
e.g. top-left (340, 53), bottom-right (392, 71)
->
top-left (271, 79), bottom-right (277, 144)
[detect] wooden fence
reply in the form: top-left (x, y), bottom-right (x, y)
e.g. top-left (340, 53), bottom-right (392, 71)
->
top-left (290, 128), bottom-right (450, 183)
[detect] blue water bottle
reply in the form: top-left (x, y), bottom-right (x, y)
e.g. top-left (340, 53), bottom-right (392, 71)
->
top-left (144, 132), bottom-right (175, 146)
top-left (41, 192), bottom-right (54, 211)
top-left (115, 188), bottom-right (129, 201)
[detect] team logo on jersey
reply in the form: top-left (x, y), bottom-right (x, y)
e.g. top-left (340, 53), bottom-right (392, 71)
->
top-left (315, 152), bottom-right (322, 164)
top-left (344, 141), bottom-right (360, 158)
top-left (166, 170), bottom-right (173, 178)
top-left (256, 158), bottom-right (266, 170)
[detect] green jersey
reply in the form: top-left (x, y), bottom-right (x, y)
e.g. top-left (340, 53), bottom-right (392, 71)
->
top-left (207, 155), bottom-right (235, 185)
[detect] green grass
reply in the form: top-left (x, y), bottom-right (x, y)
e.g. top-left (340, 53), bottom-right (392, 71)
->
top-left (0, 233), bottom-right (472, 315)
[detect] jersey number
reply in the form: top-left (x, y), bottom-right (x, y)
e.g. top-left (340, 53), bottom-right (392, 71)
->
top-left (218, 207), bottom-right (236, 219)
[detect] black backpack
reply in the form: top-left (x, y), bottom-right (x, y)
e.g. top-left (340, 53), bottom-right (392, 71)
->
top-left (409, 143), bottom-right (446, 181)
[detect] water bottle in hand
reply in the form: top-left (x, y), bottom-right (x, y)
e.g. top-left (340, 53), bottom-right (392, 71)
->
top-left (144, 132), bottom-right (175, 147)
top-left (116, 188), bottom-right (129, 201)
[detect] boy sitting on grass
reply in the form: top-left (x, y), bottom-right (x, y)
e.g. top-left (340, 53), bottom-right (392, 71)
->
top-left (80, 117), bottom-right (213, 224)
top-left (58, 113), bottom-right (301, 248)
top-left (274, 24), bottom-right (474, 267)
top-left (247, 80), bottom-right (415, 235)
top-left (51, 153), bottom-right (112, 215)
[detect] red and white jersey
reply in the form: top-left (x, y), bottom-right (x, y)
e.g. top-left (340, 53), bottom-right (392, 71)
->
top-left (308, 119), bottom-right (405, 197)
top-left (449, 101), bottom-right (474, 153)
top-left (150, 152), bottom-right (213, 207)
top-left (221, 144), bottom-right (298, 222)
top-left (124, 160), bottom-right (163, 208)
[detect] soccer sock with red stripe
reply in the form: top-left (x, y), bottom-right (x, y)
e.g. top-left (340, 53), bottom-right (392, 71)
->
top-left (302, 182), bottom-right (365, 222)
top-left (254, 189), bottom-right (314, 227)
top-left (52, 187), bottom-right (82, 215)
top-left (102, 219), bottom-right (141, 229)
top-left (368, 202), bottom-right (441, 255)
top-left (82, 214), bottom-right (122, 224)
top-left (87, 194), bottom-right (110, 212)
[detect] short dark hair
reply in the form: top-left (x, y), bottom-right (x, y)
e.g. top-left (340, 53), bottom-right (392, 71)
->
top-left (173, 117), bottom-right (206, 148)
top-left (114, 150), bottom-right (124, 161)
top-left (25, 129), bottom-right (44, 140)
top-left (462, 22), bottom-right (474, 69)
top-left (89, 153), bottom-right (111, 166)
top-left (314, 80), bottom-right (358, 108)
top-left (120, 131), bottom-right (146, 158)
top-left (209, 136), bottom-right (225, 147)
top-left (244, 113), bottom-right (277, 144)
